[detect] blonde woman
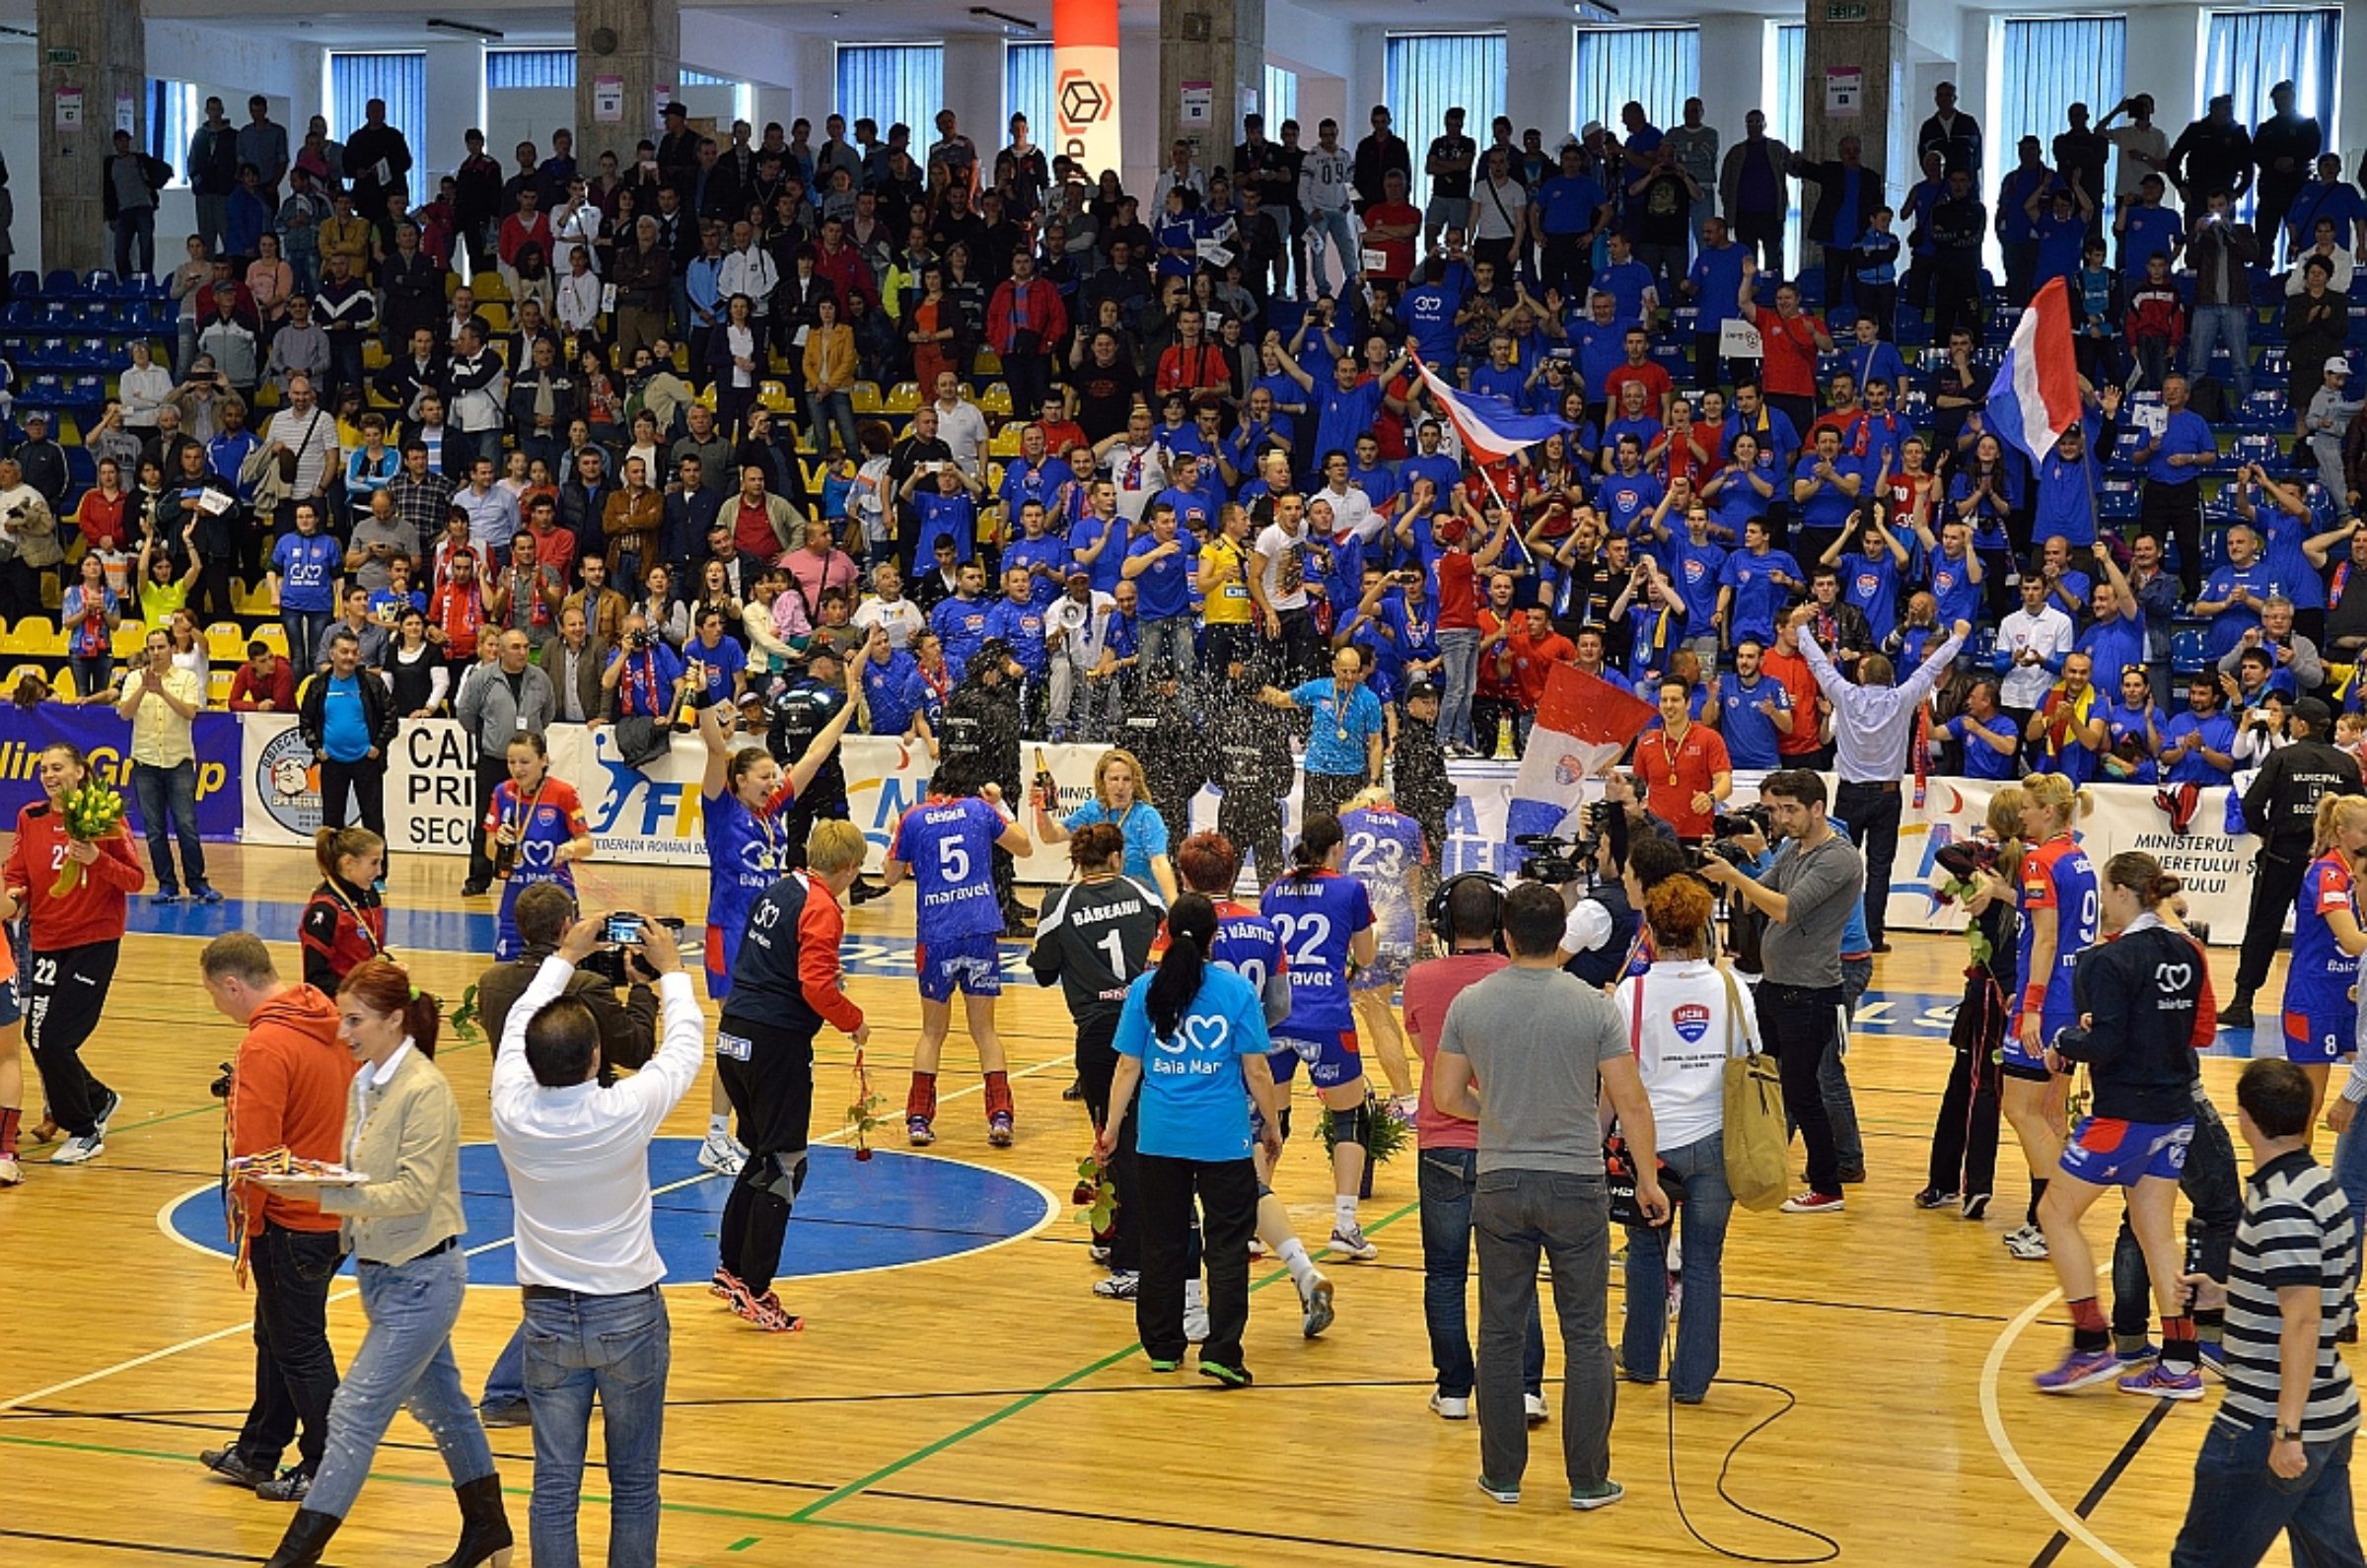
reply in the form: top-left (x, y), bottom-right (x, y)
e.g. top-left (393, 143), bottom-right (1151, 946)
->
top-left (2281, 794), bottom-right (2367, 1127)
top-left (1032, 748), bottom-right (1178, 902)
top-left (1996, 772), bottom-right (2098, 1261)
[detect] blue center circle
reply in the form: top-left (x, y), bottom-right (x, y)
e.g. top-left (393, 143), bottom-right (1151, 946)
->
top-left (165, 1138), bottom-right (1058, 1286)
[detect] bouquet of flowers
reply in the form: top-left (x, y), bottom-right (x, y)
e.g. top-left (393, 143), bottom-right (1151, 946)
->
top-left (49, 780), bottom-right (125, 898)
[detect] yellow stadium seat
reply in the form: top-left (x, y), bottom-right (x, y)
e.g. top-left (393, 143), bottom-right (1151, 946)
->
top-left (6, 661), bottom-right (44, 687)
top-left (253, 382), bottom-right (282, 410)
top-left (694, 383), bottom-right (717, 410)
top-left (850, 382), bottom-right (883, 415)
top-left (207, 669), bottom-right (234, 705)
top-left (799, 461), bottom-right (823, 495)
top-left (254, 623), bottom-right (288, 657)
top-left (13, 615), bottom-right (48, 648)
top-left (978, 381), bottom-right (1013, 416)
top-left (362, 340), bottom-right (391, 371)
top-left (471, 271), bottom-right (509, 303)
top-left (110, 623), bottom-right (146, 660)
top-left (885, 381), bottom-right (921, 414)
top-left (985, 461), bottom-right (1004, 492)
top-left (672, 343), bottom-right (691, 374)
top-left (972, 349), bottom-right (1002, 376)
top-left (758, 380), bottom-right (794, 413)
top-left (204, 621), bottom-right (245, 663)
top-left (37, 575), bottom-right (59, 610)
top-left (988, 427), bottom-right (1024, 458)
top-left (478, 302), bottom-right (512, 334)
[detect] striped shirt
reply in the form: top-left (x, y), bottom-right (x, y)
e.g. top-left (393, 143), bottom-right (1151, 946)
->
top-left (2219, 1149), bottom-right (2360, 1438)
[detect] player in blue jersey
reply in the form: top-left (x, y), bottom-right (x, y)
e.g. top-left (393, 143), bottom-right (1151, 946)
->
top-left (484, 730), bottom-right (594, 962)
top-left (885, 756), bottom-right (1036, 1148)
top-left (1176, 831), bottom-right (1335, 1337)
top-left (1998, 772), bottom-right (2099, 1261)
top-left (696, 687), bottom-right (859, 1174)
top-left (1259, 814), bottom-right (1384, 1261)
top-left (2283, 796), bottom-right (2367, 1124)
top-left (1337, 789), bottom-right (1428, 1120)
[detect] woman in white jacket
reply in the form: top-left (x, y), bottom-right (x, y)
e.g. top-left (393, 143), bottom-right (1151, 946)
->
top-left (1614, 874), bottom-right (1755, 1404)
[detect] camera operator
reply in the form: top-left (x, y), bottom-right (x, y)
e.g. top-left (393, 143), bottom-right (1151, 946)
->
top-left (2226, 696), bottom-right (2364, 1029)
top-left (1694, 768), bottom-right (1864, 1214)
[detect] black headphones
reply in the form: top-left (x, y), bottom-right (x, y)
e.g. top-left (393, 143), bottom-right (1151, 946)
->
top-left (1427, 871), bottom-right (1508, 950)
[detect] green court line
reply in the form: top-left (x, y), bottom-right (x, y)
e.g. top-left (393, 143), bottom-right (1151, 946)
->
top-left (788, 1199), bottom-right (1419, 1526)
top-left (727, 1536), bottom-right (761, 1551)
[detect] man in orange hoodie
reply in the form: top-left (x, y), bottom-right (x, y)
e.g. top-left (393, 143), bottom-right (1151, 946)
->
top-left (197, 932), bottom-right (350, 1503)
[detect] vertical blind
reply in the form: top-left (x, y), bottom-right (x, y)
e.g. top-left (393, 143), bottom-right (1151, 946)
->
top-left (1574, 28), bottom-right (1699, 135)
top-left (1384, 33), bottom-right (1507, 210)
top-left (1995, 17), bottom-right (2125, 265)
top-left (2202, 9), bottom-right (2341, 166)
top-left (836, 43), bottom-right (944, 139)
top-left (486, 49), bottom-right (577, 91)
top-left (1006, 41), bottom-right (1053, 141)
top-left (1264, 64), bottom-right (1299, 131)
top-left (328, 51), bottom-right (428, 150)
top-left (1771, 24), bottom-right (1806, 276)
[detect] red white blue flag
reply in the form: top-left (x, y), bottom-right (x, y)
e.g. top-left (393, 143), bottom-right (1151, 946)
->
top-left (1983, 276), bottom-right (2084, 466)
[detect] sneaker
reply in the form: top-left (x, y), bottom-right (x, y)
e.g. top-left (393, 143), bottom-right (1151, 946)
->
top-left (906, 1117), bottom-right (935, 1148)
top-left (733, 1290), bottom-right (804, 1333)
top-left (94, 1090), bottom-right (120, 1137)
top-left (476, 1400), bottom-right (531, 1429)
top-left (1779, 1190), bottom-right (1844, 1214)
top-left (49, 1131), bottom-right (103, 1165)
top-left (1912, 1187), bottom-right (1960, 1210)
top-left (192, 884), bottom-right (225, 905)
top-left (1961, 1193), bottom-right (1992, 1221)
top-left (1429, 1390), bottom-right (1470, 1420)
top-left (1247, 1237), bottom-right (1268, 1259)
top-left (1062, 1078), bottom-right (1085, 1102)
top-left (697, 1129), bottom-right (746, 1176)
top-left (151, 887), bottom-right (181, 904)
top-left (255, 1468), bottom-right (313, 1503)
top-left (199, 1447), bottom-right (274, 1487)
top-left (2217, 1000), bottom-right (2255, 1031)
top-left (1183, 1304), bottom-right (1210, 1343)
top-left (2197, 1341), bottom-right (2228, 1379)
top-left (1525, 1392), bottom-right (1550, 1426)
top-left (2116, 1342), bottom-right (2160, 1368)
top-left (1086, 1242), bottom-right (1112, 1265)
top-left (2033, 1347), bottom-right (2124, 1393)
top-left (1837, 1167), bottom-right (1868, 1185)
top-left (2117, 1362), bottom-right (2204, 1400)
top-left (1198, 1361), bottom-right (1253, 1389)
top-left (1299, 1272), bottom-right (1335, 1338)
top-left (709, 1267), bottom-right (745, 1303)
top-left (1474, 1476), bottom-right (1521, 1505)
top-left (460, 880), bottom-right (491, 898)
top-left (1093, 1270), bottom-right (1141, 1300)
top-left (1327, 1223), bottom-right (1380, 1260)
top-left (0, 1155), bottom-right (19, 1185)
top-left (1146, 1356), bottom-right (1183, 1373)
top-left (2003, 1224), bottom-right (2051, 1260)
top-left (1388, 1094), bottom-right (1418, 1125)
top-left (987, 1110), bottom-right (1014, 1148)
top-left (1569, 1480), bottom-right (1624, 1512)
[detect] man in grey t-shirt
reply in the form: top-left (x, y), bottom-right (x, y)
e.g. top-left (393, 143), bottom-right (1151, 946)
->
top-left (344, 489), bottom-right (419, 595)
top-left (1432, 882), bottom-right (1664, 1512)
top-left (1699, 767), bottom-right (1865, 1212)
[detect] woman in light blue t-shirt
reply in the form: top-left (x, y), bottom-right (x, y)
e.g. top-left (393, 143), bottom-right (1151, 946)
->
top-left (1032, 747), bottom-right (1178, 902)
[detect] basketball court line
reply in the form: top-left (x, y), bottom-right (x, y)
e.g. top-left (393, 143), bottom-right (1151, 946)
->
top-left (1978, 1273), bottom-right (2147, 1568)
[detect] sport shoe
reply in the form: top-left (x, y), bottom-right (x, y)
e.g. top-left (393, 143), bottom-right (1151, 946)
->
top-left (2003, 1223), bottom-right (2051, 1260)
top-left (1475, 1476), bottom-right (1521, 1505)
top-left (2116, 1342), bottom-right (2159, 1367)
top-left (1961, 1193), bottom-right (1992, 1221)
top-left (1300, 1272), bottom-right (1335, 1338)
top-left (2217, 1000), bottom-right (2255, 1031)
top-left (1327, 1223), bottom-right (1379, 1260)
top-left (152, 887), bottom-right (180, 904)
top-left (192, 884), bottom-right (225, 905)
top-left (710, 1267), bottom-right (746, 1303)
top-left (1198, 1361), bottom-right (1253, 1389)
top-left (1146, 1356), bottom-right (1183, 1373)
top-left (94, 1090), bottom-right (120, 1137)
top-left (1569, 1480), bottom-right (1624, 1511)
top-left (1525, 1392), bottom-right (1550, 1425)
top-left (2034, 1347), bottom-right (2123, 1393)
top-left (476, 1400), bottom-right (531, 1429)
top-left (2197, 1341), bottom-right (2227, 1380)
top-left (907, 1116), bottom-right (936, 1148)
top-left (50, 1131), bottom-right (103, 1165)
top-left (1086, 1242), bottom-right (1112, 1265)
top-left (733, 1290), bottom-right (804, 1333)
top-left (697, 1129), bottom-right (747, 1176)
top-left (1912, 1187), bottom-right (1960, 1210)
top-left (199, 1446), bottom-right (274, 1487)
top-left (1388, 1095), bottom-right (1417, 1124)
top-left (2118, 1362), bottom-right (2204, 1400)
top-left (0, 1155), bottom-right (19, 1185)
top-left (1184, 1303), bottom-right (1210, 1343)
top-left (1093, 1270), bottom-right (1141, 1300)
top-left (1429, 1390), bottom-right (1470, 1420)
top-left (987, 1110), bottom-right (1015, 1148)
top-left (255, 1468), bottom-right (313, 1503)
top-left (1779, 1190), bottom-right (1843, 1214)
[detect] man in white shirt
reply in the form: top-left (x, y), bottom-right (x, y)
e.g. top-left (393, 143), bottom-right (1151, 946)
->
top-left (490, 913), bottom-right (704, 1568)
top-left (1096, 407), bottom-right (1170, 526)
top-left (930, 372), bottom-right (990, 477)
top-left (850, 560), bottom-right (926, 650)
top-left (716, 221), bottom-right (779, 328)
top-left (1250, 490), bottom-right (1323, 681)
top-left (1995, 573), bottom-right (2076, 725)
top-left (1316, 451), bottom-right (1377, 542)
top-left (1045, 568), bottom-right (1119, 737)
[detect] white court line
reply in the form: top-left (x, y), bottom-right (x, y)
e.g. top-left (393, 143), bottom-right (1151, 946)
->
top-left (1977, 1273), bottom-right (2140, 1568)
top-left (7, 1051), bottom-right (1072, 1415)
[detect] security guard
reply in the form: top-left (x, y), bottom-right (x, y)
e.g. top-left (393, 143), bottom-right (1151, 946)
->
top-left (1393, 676), bottom-right (1457, 901)
top-left (765, 642), bottom-right (852, 866)
top-left (944, 637), bottom-right (1033, 930)
top-left (1119, 664), bottom-right (1209, 830)
top-left (2225, 696), bottom-right (2366, 1028)
top-left (1209, 655), bottom-right (1297, 891)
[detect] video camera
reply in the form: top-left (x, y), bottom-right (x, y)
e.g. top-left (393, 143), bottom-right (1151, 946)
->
top-left (1513, 831), bottom-right (1592, 887)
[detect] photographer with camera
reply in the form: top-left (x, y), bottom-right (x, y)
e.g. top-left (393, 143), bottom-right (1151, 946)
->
top-left (1694, 769), bottom-right (1865, 1214)
top-left (1802, 615), bottom-right (1970, 952)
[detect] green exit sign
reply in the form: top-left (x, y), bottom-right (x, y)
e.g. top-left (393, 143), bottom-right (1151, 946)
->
top-left (1825, 2), bottom-right (1868, 20)
top-left (43, 46), bottom-right (79, 65)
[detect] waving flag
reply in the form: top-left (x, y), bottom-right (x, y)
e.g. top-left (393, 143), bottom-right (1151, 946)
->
top-left (1503, 663), bottom-right (1657, 853)
top-left (1984, 276), bottom-right (2083, 466)
top-left (1415, 359), bottom-right (1575, 465)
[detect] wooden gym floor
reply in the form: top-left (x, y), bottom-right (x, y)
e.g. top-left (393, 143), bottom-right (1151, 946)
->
top-left (0, 842), bottom-right (2335, 1567)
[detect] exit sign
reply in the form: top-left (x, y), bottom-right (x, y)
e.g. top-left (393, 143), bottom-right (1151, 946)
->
top-left (43, 46), bottom-right (79, 65)
top-left (1825, 2), bottom-right (1868, 20)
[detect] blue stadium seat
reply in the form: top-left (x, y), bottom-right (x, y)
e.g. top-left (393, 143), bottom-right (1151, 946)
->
top-left (2235, 391), bottom-right (2287, 431)
top-left (2254, 347), bottom-right (2288, 386)
top-left (2228, 432), bottom-right (2281, 468)
top-left (19, 373), bottom-right (62, 406)
top-left (64, 448), bottom-right (94, 487)
top-left (2099, 481), bottom-right (2140, 521)
top-left (40, 269), bottom-right (83, 300)
top-left (70, 336), bottom-right (110, 368)
top-left (7, 271), bottom-right (36, 302)
top-left (2171, 626), bottom-right (2206, 676)
top-left (61, 375), bottom-right (107, 410)
top-left (82, 270), bottom-right (115, 299)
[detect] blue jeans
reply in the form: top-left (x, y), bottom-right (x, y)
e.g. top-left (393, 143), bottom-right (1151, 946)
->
top-left (1418, 1146), bottom-right (1543, 1400)
top-left (2171, 1418), bottom-right (2360, 1567)
top-left (282, 608), bottom-right (332, 675)
top-left (1304, 207), bottom-right (1359, 299)
top-left (131, 759), bottom-right (205, 892)
top-left (307, 1246), bottom-right (495, 1520)
top-left (1437, 628), bottom-right (1479, 749)
top-left (1619, 1131), bottom-right (1733, 1401)
top-left (2334, 1116), bottom-right (2367, 1294)
top-left (809, 390), bottom-right (859, 458)
top-left (523, 1287), bottom-right (670, 1568)
top-left (1136, 612), bottom-right (1195, 679)
top-left (480, 1321), bottom-right (527, 1410)
top-left (2188, 304), bottom-right (2255, 402)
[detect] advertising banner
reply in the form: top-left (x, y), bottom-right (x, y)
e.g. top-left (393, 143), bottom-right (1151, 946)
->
top-left (1051, 0), bottom-right (1122, 179)
top-left (0, 704), bottom-right (240, 838)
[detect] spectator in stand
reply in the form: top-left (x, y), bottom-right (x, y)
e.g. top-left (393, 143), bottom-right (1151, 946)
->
top-left (2166, 95), bottom-right (2255, 223)
top-left (1718, 110), bottom-right (1790, 274)
top-left (228, 639), bottom-right (297, 712)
